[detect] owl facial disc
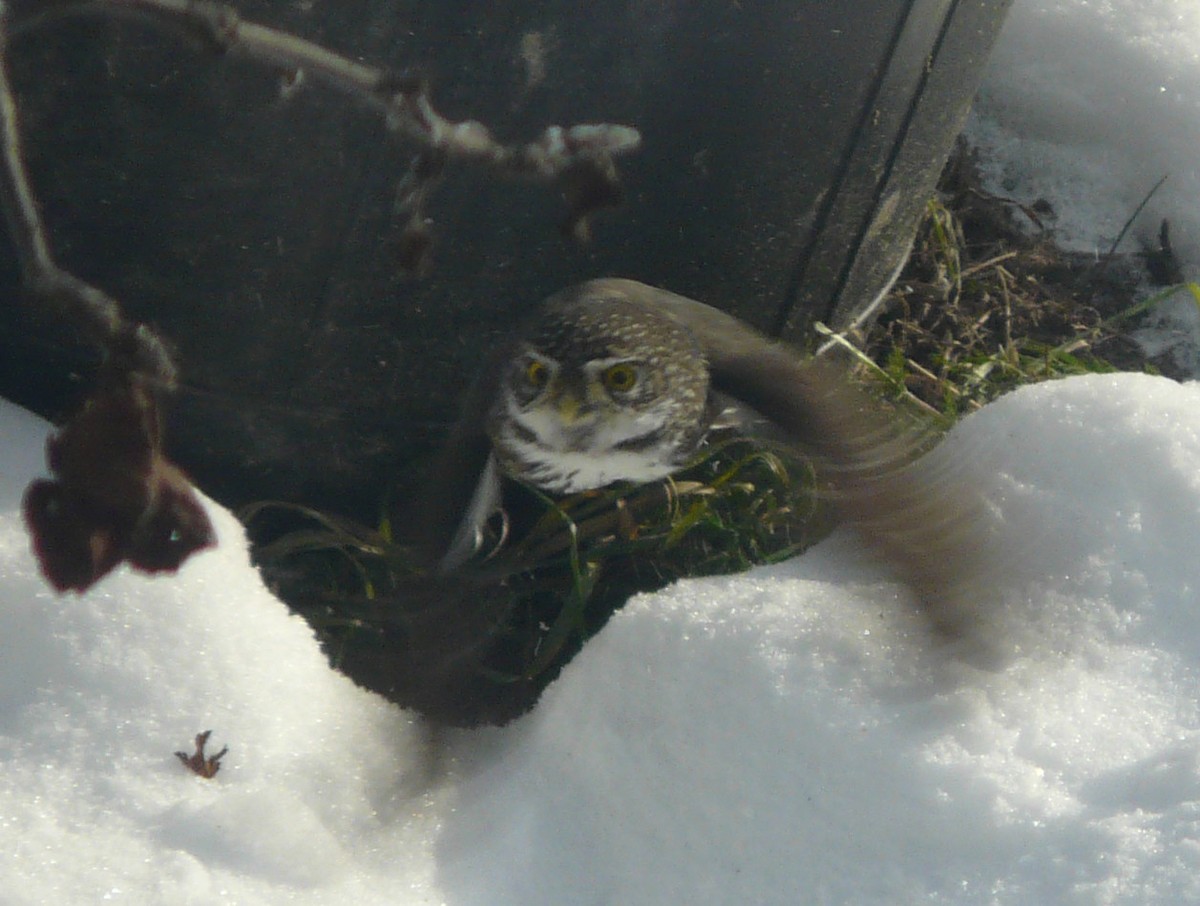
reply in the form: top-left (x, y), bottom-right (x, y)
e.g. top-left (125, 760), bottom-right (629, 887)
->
top-left (486, 292), bottom-right (710, 494)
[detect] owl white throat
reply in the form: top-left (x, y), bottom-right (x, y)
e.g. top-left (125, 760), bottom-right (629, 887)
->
top-left (493, 388), bottom-right (693, 494)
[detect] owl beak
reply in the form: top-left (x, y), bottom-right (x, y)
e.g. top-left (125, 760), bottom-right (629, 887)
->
top-left (555, 393), bottom-right (584, 425)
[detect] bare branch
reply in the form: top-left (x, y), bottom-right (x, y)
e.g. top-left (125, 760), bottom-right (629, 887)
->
top-left (97, 0), bottom-right (644, 173)
top-left (1, 4), bottom-right (212, 591)
top-left (0, 9), bottom-right (127, 342)
top-left (0, 4), bottom-right (181, 383)
top-left (0, 27), bottom-right (49, 276)
top-left (14, 0), bottom-right (642, 253)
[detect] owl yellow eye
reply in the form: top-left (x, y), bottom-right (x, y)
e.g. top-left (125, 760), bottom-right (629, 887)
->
top-left (602, 363), bottom-right (638, 394)
top-left (525, 359), bottom-right (550, 389)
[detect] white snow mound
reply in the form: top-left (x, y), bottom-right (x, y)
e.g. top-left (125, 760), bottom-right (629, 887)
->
top-left (2, 373), bottom-right (1200, 903)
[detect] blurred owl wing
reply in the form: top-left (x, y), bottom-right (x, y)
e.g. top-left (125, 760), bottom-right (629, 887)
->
top-left (586, 279), bottom-right (999, 647)
top-left (577, 278), bottom-right (924, 454)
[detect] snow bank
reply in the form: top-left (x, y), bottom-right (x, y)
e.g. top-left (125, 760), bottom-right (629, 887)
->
top-left (3, 372), bottom-right (1200, 903)
top-left (970, 0), bottom-right (1200, 266)
top-left (445, 372), bottom-right (1200, 904)
top-left (968, 0), bottom-right (1200, 371)
top-left (0, 402), bottom-right (441, 903)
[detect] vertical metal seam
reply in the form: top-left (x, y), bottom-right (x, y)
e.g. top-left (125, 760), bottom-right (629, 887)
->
top-left (823, 0), bottom-right (965, 329)
top-left (773, 0), bottom-right (922, 338)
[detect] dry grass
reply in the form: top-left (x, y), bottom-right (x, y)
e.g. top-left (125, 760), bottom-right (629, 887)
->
top-left (843, 141), bottom-right (1180, 416)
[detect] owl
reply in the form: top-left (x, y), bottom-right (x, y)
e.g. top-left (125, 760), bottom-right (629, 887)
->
top-left (420, 278), bottom-right (992, 641)
top-left (485, 289), bottom-right (712, 495)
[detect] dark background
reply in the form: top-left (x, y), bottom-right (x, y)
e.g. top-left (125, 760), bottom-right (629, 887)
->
top-left (0, 0), bottom-right (1011, 521)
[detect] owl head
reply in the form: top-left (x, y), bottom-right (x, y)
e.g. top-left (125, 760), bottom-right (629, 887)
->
top-left (486, 286), bottom-right (711, 494)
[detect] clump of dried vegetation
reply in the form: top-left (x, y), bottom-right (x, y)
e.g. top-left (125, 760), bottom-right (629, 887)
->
top-left (846, 141), bottom-right (1196, 417)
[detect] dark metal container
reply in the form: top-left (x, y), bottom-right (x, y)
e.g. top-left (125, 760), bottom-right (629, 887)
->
top-left (0, 0), bottom-right (1011, 519)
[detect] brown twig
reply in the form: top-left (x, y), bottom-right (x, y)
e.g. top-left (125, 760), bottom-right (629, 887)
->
top-left (0, 6), bottom-right (178, 380)
top-left (3, 7), bottom-right (216, 592)
top-left (0, 8), bottom-right (124, 343)
top-left (13, 0), bottom-right (642, 257)
top-left (50, 0), bottom-right (643, 169)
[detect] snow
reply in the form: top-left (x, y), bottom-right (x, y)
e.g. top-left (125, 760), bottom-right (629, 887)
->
top-left (966, 0), bottom-right (1200, 371)
top-left (6, 372), bottom-right (1200, 903)
top-left (968, 0), bottom-right (1200, 267)
top-left (5, 1), bottom-right (1200, 902)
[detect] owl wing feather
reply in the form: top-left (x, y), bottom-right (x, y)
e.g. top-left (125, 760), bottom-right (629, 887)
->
top-left (594, 278), bottom-right (997, 648)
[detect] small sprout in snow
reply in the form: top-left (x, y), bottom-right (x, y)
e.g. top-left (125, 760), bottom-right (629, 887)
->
top-left (175, 730), bottom-right (228, 779)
